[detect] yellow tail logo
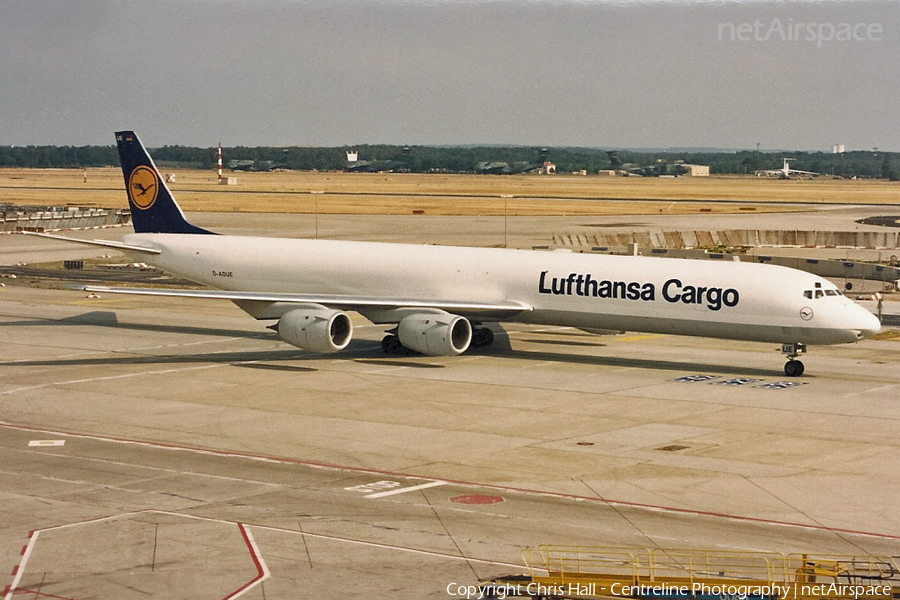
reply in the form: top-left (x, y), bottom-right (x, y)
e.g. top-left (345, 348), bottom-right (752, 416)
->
top-left (127, 165), bottom-right (158, 210)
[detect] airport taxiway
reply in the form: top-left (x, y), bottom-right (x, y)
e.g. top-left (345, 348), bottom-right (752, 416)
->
top-left (1, 210), bottom-right (899, 598)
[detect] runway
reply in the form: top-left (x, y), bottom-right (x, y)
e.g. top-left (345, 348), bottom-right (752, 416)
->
top-left (1, 211), bottom-right (899, 598)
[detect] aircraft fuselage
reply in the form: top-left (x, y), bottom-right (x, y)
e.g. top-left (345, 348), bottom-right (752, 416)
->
top-left (122, 233), bottom-right (880, 347)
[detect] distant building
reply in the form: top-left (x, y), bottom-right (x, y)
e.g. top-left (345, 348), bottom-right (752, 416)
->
top-left (681, 164), bottom-right (710, 176)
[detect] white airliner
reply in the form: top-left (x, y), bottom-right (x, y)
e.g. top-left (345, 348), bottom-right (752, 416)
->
top-left (758, 158), bottom-right (820, 179)
top-left (28, 132), bottom-right (880, 377)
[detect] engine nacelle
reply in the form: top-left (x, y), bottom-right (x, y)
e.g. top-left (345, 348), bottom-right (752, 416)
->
top-left (397, 312), bottom-right (472, 356)
top-left (277, 307), bottom-right (352, 353)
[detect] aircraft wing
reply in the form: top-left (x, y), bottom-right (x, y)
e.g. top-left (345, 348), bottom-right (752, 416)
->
top-left (81, 285), bottom-right (531, 316)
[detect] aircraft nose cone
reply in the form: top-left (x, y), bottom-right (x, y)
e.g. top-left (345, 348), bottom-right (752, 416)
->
top-left (856, 307), bottom-right (882, 340)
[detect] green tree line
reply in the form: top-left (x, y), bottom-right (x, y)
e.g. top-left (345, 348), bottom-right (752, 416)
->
top-left (0, 143), bottom-right (897, 179)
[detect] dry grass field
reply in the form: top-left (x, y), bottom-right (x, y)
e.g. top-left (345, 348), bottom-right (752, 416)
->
top-left (2, 167), bottom-right (898, 216)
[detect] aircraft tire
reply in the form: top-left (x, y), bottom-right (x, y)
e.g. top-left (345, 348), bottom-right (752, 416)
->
top-left (784, 360), bottom-right (805, 377)
top-left (381, 335), bottom-right (403, 355)
top-left (472, 327), bottom-right (495, 348)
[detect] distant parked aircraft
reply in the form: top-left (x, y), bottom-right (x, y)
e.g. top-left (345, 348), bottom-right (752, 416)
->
top-left (606, 151), bottom-right (687, 177)
top-left (475, 149), bottom-right (549, 175)
top-left (228, 159), bottom-right (284, 172)
top-left (345, 147), bottom-right (410, 172)
top-left (757, 158), bottom-right (820, 179)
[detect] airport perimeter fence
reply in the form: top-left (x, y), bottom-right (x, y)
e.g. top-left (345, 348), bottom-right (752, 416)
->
top-left (1, 205), bottom-right (131, 233)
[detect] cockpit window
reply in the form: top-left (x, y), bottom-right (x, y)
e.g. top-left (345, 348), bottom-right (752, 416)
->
top-left (804, 287), bottom-right (841, 299)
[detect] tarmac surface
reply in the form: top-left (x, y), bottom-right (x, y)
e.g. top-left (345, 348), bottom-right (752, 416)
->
top-left (1, 208), bottom-right (899, 599)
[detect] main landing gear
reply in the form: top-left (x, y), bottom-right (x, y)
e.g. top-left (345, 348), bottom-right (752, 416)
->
top-left (470, 327), bottom-right (495, 349)
top-left (381, 326), bottom-right (495, 355)
top-left (781, 343), bottom-right (807, 377)
top-left (381, 334), bottom-right (404, 355)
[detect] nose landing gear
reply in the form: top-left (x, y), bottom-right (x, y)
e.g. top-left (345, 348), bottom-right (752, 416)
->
top-left (781, 343), bottom-right (807, 377)
top-left (784, 359), bottom-right (805, 377)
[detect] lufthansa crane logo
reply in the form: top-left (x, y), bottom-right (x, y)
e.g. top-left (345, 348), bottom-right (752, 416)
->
top-left (127, 165), bottom-right (158, 210)
top-left (799, 307), bottom-right (814, 321)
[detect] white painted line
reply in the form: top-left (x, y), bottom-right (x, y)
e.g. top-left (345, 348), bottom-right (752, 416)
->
top-left (4, 511), bottom-right (273, 600)
top-left (364, 480), bottom-right (447, 499)
top-left (345, 480), bottom-right (401, 493)
top-left (28, 440), bottom-right (65, 447)
top-left (226, 524), bottom-right (270, 599)
top-left (4, 531), bottom-right (38, 600)
top-left (2, 363), bottom-right (226, 396)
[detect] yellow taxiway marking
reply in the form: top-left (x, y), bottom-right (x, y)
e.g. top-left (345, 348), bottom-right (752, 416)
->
top-left (70, 298), bottom-right (139, 306)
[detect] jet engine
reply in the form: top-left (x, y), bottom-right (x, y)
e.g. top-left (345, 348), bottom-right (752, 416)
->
top-left (397, 311), bottom-right (472, 356)
top-left (277, 307), bottom-right (352, 353)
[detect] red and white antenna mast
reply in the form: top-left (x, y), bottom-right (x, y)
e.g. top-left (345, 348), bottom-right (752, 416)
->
top-left (217, 142), bottom-right (223, 183)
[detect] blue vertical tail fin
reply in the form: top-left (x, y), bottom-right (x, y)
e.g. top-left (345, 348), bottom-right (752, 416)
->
top-left (115, 131), bottom-right (213, 234)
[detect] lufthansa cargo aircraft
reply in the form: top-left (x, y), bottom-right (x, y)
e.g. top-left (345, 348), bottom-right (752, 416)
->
top-left (29, 131), bottom-right (881, 377)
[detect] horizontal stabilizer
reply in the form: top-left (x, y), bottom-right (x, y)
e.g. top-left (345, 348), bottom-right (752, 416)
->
top-left (20, 231), bottom-right (162, 254)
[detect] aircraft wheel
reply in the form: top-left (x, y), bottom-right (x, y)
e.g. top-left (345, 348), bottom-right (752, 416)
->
top-left (784, 360), bottom-right (805, 377)
top-left (381, 335), bottom-right (403, 355)
top-left (472, 327), bottom-right (495, 348)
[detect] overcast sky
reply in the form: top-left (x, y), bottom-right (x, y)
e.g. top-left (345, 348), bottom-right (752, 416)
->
top-left (1, 0), bottom-right (897, 151)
